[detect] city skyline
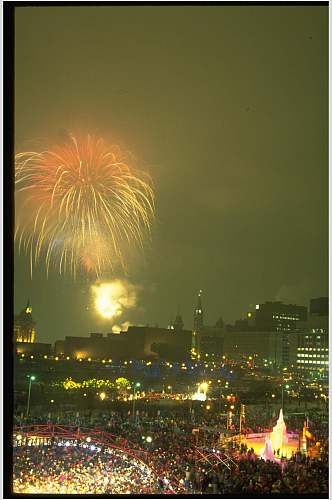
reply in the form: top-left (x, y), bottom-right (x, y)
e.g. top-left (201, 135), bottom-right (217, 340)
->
top-left (14, 6), bottom-right (328, 344)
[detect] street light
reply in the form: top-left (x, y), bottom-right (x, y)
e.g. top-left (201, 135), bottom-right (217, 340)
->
top-left (281, 384), bottom-right (290, 411)
top-left (132, 382), bottom-right (141, 421)
top-left (26, 375), bottom-right (36, 417)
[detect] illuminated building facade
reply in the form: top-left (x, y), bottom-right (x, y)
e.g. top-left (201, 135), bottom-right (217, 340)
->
top-left (250, 301), bottom-right (307, 332)
top-left (296, 297), bottom-right (328, 378)
top-left (241, 301), bottom-right (308, 368)
top-left (14, 301), bottom-right (36, 343)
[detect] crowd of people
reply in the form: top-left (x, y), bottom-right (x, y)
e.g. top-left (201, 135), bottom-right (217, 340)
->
top-left (13, 405), bottom-right (329, 496)
top-left (13, 443), bottom-right (164, 494)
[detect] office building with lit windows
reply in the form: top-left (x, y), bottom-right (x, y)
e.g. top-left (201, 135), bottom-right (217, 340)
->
top-left (229, 301), bottom-right (308, 368)
top-left (296, 297), bottom-right (328, 378)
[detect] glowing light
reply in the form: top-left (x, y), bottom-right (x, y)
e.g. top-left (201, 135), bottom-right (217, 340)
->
top-left (15, 134), bottom-right (155, 277)
top-left (92, 280), bottom-right (138, 320)
top-left (99, 392), bottom-right (106, 400)
top-left (146, 436), bottom-right (152, 443)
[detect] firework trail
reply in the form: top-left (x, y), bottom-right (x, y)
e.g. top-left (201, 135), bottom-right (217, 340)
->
top-left (15, 133), bottom-right (155, 277)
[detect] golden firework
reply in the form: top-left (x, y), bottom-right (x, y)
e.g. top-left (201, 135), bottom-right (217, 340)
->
top-left (15, 134), bottom-right (155, 277)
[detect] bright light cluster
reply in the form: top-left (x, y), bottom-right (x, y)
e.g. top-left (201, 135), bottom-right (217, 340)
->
top-left (56, 376), bottom-right (131, 391)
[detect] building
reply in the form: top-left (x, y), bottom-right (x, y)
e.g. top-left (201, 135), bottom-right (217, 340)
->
top-left (55, 326), bottom-right (193, 361)
top-left (191, 291), bottom-right (223, 359)
top-left (222, 330), bottom-right (286, 367)
top-left (296, 297), bottom-right (328, 378)
top-left (14, 300), bottom-right (37, 343)
top-left (251, 301), bottom-right (307, 332)
top-left (15, 342), bottom-right (52, 357)
top-left (228, 302), bottom-right (308, 368)
top-left (191, 290), bottom-right (203, 359)
top-left (199, 326), bottom-right (224, 359)
top-left (310, 297), bottom-right (328, 317)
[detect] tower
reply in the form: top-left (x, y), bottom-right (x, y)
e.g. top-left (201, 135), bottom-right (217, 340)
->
top-left (14, 300), bottom-right (36, 343)
top-left (194, 289), bottom-right (204, 332)
top-left (191, 290), bottom-right (203, 359)
top-left (173, 313), bottom-right (184, 331)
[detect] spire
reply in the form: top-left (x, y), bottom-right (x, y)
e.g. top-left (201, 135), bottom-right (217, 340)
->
top-left (194, 289), bottom-right (204, 333)
top-left (173, 311), bottom-right (184, 331)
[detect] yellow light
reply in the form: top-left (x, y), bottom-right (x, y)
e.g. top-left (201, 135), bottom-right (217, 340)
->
top-left (66, 356), bottom-right (70, 360)
top-left (55, 357), bottom-right (59, 361)
top-left (30, 355), bottom-right (34, 359)
top-left (206, 405), bottom-right (211, 410)
top-left (230, 405), bottom-right (235, 410)
top-left (200, 382), bottom-right (209, 392)
top-left (99, 392), bottom-right (106, 400)
top-left (102, 360), bottom-right (106, 364)
top-left (21, 354), bottom-right (25, 358)
top-left (88, 357), bottom-right (91, 362)
top-left (86, 437), bottom-right (91, 443)
top-left (16, 434), bottom-right (22, 441)
top-left (272, 394), bottom-right (276, 398)
top-left (108, 359), bottom-right (112, 363)
top-left (50, 399), bottom-right (54, 403)
top-left (92, 281), bottom-right (130, 319)
top-left (43, 355), bottom-right (47, 359)
top-left (83, 393), bottom-right (87, 397)
top-left (248, 312), bottom-right (252, 318)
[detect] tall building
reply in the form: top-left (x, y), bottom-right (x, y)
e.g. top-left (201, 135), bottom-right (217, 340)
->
top-left (194, 290), bottom-right (204, 332)
top-left (191, 290), bottom-right (203, 359)
top-left (310, 297), bottom-right (328, 317)
top-left (227, 302), bottom-right (307, 368)
top-left (296, 297), bottom-right (328, 379)
top-left (14, 300), bottom-right (36, 343)
top-left (252, 301), bottom-right (307, 332)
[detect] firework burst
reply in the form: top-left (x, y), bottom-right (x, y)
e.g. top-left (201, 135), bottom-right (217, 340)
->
top-left (15, 134), bottom-right (155, 277)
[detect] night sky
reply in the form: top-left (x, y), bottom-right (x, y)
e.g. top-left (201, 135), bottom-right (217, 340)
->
top-left (14, 5), bottom-right (328, 344)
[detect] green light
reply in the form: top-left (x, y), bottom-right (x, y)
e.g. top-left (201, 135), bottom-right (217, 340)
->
top-left (30, 375), bottom-right (36, 381)
top-left (285, 384), bottom-right (290, 389)
top-left (135, 382), bottom-right (141, 388)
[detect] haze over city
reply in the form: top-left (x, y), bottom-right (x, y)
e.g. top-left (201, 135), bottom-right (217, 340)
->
top-left (14, 6), bottom-right (328, 344)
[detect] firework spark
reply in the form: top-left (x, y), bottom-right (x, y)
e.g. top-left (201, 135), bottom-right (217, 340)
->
top-left (15, 134), bottom-right (155, 277)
